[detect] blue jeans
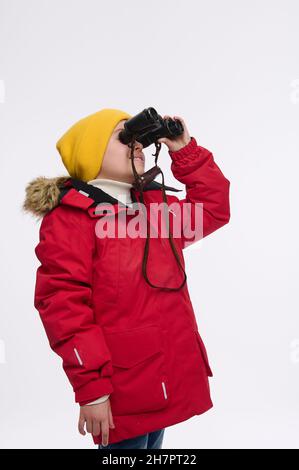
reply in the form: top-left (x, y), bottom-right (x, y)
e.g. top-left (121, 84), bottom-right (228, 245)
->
top-left (98, 428), bottom-right (165, 449)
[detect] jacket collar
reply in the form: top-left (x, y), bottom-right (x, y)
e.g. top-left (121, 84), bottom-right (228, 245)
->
top-left (59, 177), bottom-right (182, 209)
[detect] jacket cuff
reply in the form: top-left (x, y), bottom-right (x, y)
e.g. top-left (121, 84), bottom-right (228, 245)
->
top-left (169, 136), bottom-right (213, 179)
top-left (75, 378), bottom-right (114, 406)
top-left (168, 136), bottom-right (198, 162)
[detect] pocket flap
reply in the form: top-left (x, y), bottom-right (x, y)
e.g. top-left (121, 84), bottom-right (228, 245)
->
top-left (104, 324), bottom-right (163, 369)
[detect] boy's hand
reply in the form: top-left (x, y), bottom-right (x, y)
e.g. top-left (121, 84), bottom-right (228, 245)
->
top-left (157, 115), bottom-right (192, 152)
top-left (78, 398), bottom-right (115, 446)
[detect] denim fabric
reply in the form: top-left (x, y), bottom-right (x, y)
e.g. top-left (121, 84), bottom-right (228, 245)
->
top-left (98, 428), bottom-right (165, 450)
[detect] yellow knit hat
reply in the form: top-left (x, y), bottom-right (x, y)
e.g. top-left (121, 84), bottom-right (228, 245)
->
top-left (56, 108), bottom-right (132, 182)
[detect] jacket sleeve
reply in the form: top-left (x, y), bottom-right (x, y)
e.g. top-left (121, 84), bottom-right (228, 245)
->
top-left (168, 136), bottom-right (230, 249)
top-left (33, 206), bottom-right (114, 406)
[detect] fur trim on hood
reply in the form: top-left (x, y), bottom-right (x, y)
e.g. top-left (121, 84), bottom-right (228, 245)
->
top-left (22, 175), bottom-right (70, 220)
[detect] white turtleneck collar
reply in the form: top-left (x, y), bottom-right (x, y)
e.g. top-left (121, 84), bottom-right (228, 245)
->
top-left (87, 177), bottom-right (134, 207)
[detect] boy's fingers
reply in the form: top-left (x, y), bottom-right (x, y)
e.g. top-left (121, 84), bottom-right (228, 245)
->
top-left (92, 419), bottom-right (101, 437)
top-left (101, 420), bottom-right (110, 446)
top-left (78, 417), bottom-right (86, 435)
top-left (108, 405), bottom-right (115, 428)
top-left (86, 418), bottom-right (93, 434)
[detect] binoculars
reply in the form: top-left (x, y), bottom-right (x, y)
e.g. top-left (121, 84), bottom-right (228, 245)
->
top-left (118, 107), bottom-right (184, 149)
top-left (120, 107), bottom-right (184, 191)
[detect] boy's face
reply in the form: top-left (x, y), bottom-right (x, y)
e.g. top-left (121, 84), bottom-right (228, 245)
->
top-left (95, 119), bottom-right (145, 183)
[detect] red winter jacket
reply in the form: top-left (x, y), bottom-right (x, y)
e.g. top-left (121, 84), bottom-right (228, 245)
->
top-left (26, 136), bottom-right (230, 445)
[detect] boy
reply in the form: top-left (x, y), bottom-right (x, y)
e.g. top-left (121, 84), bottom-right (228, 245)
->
top-left (23, 108), bottom-right (230, 448)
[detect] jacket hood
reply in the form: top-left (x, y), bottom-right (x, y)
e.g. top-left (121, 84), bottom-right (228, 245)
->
top-left (23, 175), bottom-right (183, 220)
top-left (22, 175), bottom-right (71, 220)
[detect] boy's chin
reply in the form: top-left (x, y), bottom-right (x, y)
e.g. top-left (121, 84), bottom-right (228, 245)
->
top-left (128, 167), bottom-right (145, 179)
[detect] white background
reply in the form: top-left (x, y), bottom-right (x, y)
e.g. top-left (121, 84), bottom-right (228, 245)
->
top-left (0, 0), bottom-right (298, 449)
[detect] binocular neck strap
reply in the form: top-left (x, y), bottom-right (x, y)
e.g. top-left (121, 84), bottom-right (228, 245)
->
top-left (129, 137), bottom-right (187, 292)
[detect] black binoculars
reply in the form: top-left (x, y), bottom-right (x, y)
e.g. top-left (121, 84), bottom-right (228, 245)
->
top-left (119, 107), bottom-right (185, 192)
top-left (118, 107), bottom-right (184, 149)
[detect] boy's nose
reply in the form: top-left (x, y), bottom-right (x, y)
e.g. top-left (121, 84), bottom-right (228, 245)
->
top-left (135, 141), bottom-right (143, 150)
top-left (128, 140), bottom-right (143, 150)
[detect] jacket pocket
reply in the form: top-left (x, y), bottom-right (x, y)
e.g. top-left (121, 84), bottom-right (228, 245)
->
top-left (104, 324), bottom-right (169, 416)
top-left (194, 330), bottom-right (213, 377)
